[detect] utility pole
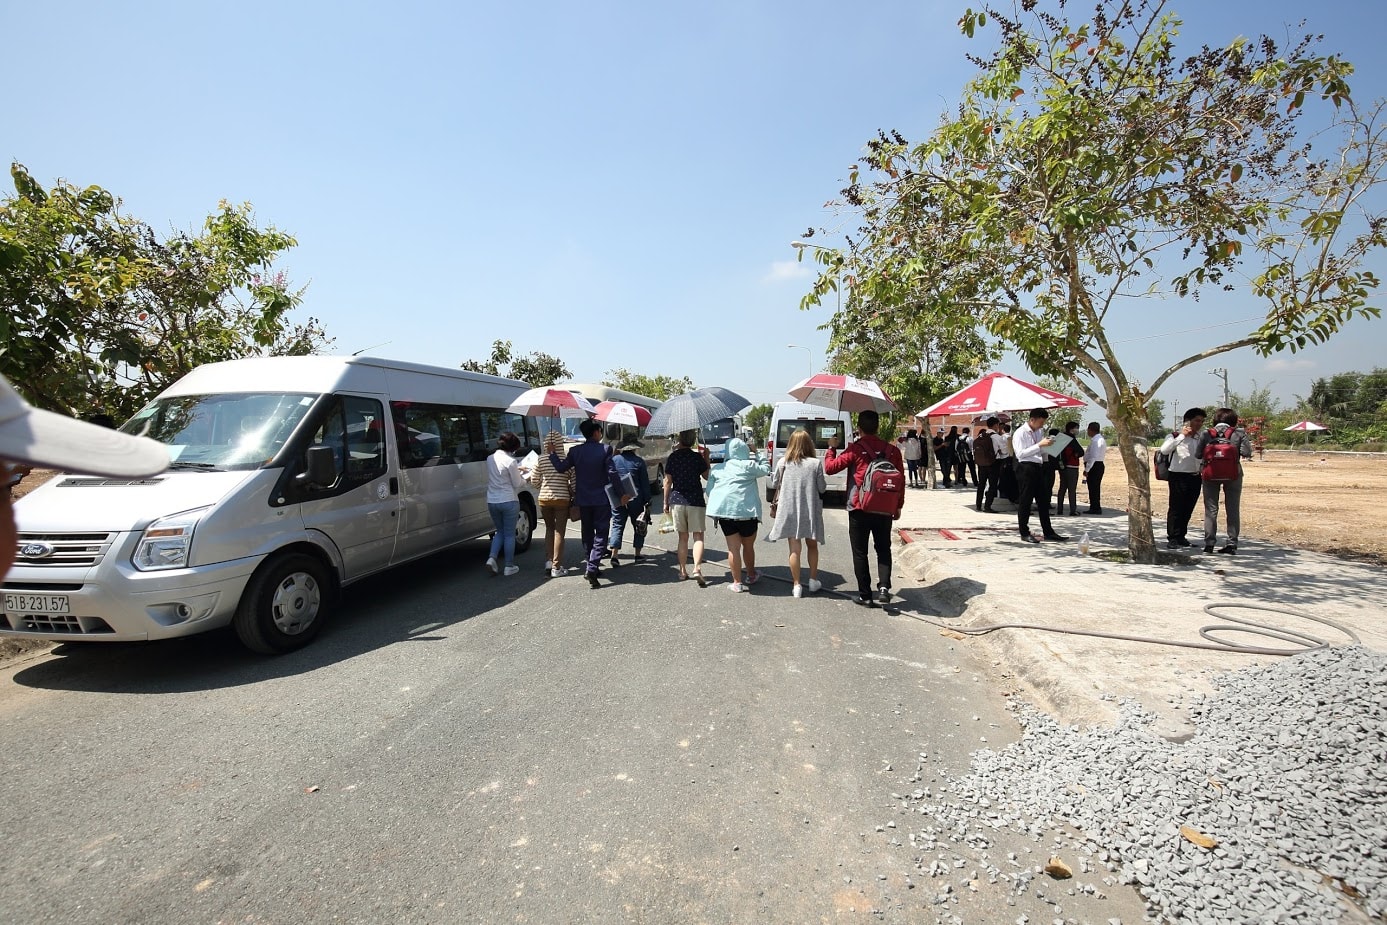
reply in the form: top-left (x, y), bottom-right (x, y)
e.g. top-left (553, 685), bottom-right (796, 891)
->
top-left (1208, 367), bottom-right (1229, 409)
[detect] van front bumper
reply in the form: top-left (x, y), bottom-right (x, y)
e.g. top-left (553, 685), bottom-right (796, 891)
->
top-left (1, 547), bottom-right (262, 643)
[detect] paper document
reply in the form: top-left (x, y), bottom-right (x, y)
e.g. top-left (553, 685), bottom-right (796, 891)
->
top-left (1043, 433), bottom-right (1073, 459)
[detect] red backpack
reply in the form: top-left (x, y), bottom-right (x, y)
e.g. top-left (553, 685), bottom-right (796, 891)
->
top-left (851, 448), bottom-right (905, 515)
top-left (1200, 427), bottom-right (1240, 482)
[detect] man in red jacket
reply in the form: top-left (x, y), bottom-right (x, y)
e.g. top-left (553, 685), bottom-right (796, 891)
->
top-left (824, 410), bottom-right (905, 608)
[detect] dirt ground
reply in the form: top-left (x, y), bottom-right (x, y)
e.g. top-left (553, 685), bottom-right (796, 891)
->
top-left (1108, 448), bottom-right (1387, 567)
top-left (3, 453), bottom-right (1383, 664)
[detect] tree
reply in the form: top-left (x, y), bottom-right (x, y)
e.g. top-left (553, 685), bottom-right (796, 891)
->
top-left (602, 368), bottom-right (695, 400)
top-left (1, 163), bottom-right (331, 419)
top-left (801, 0), bottom-right (1387, 562)
top-left (460, 339), bottom-right (571, 385)
top-left (743, 403), bottom-right (774, 445)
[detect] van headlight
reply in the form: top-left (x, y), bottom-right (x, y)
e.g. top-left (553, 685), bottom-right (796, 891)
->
top-left (132, 507), bottom-right (210, 571)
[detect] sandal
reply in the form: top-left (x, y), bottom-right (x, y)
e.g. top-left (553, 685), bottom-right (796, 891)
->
top-left (694, 571), bottom-right (707, 588)
top-left (678, 570), bottom-right (688, 581)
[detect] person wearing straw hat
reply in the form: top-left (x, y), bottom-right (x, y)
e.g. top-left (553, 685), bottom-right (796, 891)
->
top-left (528, 429), bottom-right (576, 577)
top-left (1, 373), bottom-right (168, 580)
top-left (607, 435), bottom-right (652, 568)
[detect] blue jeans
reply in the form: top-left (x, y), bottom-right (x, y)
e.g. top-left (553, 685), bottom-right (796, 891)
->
top-left (488, 500), bottom-right (519, 566)
top-left (608, 499), bottom-right (646, 552)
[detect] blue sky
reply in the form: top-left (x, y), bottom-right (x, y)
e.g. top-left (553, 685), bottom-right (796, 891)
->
top-left (5, 0), bottom-right (1384, 418)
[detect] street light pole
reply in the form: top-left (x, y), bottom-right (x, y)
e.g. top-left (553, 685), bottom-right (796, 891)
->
top-left (1208, 367), bottom-right (1229, 409)
top-left (787, 344), bottom-right (814, 378)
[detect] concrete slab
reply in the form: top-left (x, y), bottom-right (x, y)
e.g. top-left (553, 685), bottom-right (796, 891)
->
top-left (889, 483), bottom-right (1385, 735)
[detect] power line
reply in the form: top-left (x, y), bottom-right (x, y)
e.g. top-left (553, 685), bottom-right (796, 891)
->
top-left (1110, 316), bottom-right (1264, 344)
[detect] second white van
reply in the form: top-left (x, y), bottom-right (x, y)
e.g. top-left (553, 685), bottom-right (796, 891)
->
top-left (765, 401), bottom-right (853, 504)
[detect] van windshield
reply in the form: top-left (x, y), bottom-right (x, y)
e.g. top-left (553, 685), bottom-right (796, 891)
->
top-left (123, 393), bottom-right (317, 470)
top-left (699, 418), bottom-right (737, 443)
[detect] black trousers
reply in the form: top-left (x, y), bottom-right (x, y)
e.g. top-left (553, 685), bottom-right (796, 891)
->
top-left (997, 458), bottom-right (1017, 502)
top-left (1015, 462), bottom-right (1054, 538)
top-left (975, 461), bottom-right (998, 509)
top-left (847, 509), bottom-right (893, 596)
top-left (1166, 472), bottom-right (1202, 543)
top-left (1086, 461), bottom-right (1104, 513)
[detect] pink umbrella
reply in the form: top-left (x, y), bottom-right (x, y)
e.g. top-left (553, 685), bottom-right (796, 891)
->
top-left (1283, 421), bottom-right (1328, 431)
top-left (917, 372), bottom-right (1085, 417)
top-left (788, 373), bottom-right (896, 413)
top-left (505, 387), bottom-right (595, 418)
top-left (592, 401), bottom-right (652, 427)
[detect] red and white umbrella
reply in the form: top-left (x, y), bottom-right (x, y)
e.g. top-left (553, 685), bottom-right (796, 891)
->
top-left (788, 373), bottom-right (896, 413)
top-left (917, 372), bottom-right (1085, 417)
top-left (505, 387), bottom-right (595, 418)
top-left (1283, 420), bottom-right (1328, 431)
top-left (592, 400), bottom-right (652, 427)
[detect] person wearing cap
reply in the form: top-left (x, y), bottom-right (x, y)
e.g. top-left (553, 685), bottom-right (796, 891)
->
top-left (1, 373), bottom-right (168, 579)
top-left (550, 418), bottom-right (629, 589)
top-left (607, 435), bottom-right (652, 568)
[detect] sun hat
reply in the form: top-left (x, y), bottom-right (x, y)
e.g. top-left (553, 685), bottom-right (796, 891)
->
top-left (0, 374), bottom-right (169, 478)
top-left (617, 438), bottom-right (645, 452)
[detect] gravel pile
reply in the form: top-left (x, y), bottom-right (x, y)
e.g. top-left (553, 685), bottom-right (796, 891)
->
top-left (904, 645), bottom-right (1386, 923)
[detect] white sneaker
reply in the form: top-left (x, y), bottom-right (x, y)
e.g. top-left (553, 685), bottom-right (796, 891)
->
top-left (550, 568), bottom-right (563, 578)
top-left (503, 565), bottom-right (519, 577)
top-left (486, 557), bottom-right (498, 575)
top-left (728, 582), bottom-right (747, 593)
top-left (806, 579), bottom-right (822, 594)
top-left (544, 560), bottom-right (553, 570)
top-left (792, 584), bottom-right (803, 598)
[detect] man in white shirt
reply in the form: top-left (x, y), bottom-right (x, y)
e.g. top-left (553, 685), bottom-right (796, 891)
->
top-left (1158, 407), bottom-right (1207, 549)
top-left (1012, 408), bottom-right (1067, 543)
top-left (1081, 421), bottom-right (1107, 515)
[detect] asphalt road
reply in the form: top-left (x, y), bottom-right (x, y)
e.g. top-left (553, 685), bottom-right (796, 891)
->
top-left (0, 497), bottom-right (1148, 924)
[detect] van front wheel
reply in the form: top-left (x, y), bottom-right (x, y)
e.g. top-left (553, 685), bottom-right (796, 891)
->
top-left (515, 499), bottom-right (535, 553)
top-left (234, 553), bottom-right (330, 654)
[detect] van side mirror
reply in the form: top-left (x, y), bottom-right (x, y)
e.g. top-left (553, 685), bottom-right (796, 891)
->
top-left (300, 445), bottom-right (339, 487)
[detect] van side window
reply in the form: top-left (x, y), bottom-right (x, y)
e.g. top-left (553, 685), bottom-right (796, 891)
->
top-left (390, 401), bottom-right (472, 468)
top-left (477, 411), bottom-right (527, 461)
top-left (311, 397), bottom-right (386, 485)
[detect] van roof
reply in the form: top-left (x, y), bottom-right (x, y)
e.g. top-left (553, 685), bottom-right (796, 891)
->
top-left (159, 356), bottom-right (532, 401)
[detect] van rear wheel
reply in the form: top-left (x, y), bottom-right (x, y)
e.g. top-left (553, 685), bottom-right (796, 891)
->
top-left (234, 553), bottom-right (330, 654)
top-left (515, 499), bottom-right (535, 552)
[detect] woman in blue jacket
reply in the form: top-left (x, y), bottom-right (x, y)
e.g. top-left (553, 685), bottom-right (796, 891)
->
top-left (608, 436), bottom-right (652, 567)
top-left (705, 437), bottom-right (770, 592)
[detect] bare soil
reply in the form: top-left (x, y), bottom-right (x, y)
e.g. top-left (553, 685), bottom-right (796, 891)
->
top-left (1108, 448), bottom-right (1387, 567)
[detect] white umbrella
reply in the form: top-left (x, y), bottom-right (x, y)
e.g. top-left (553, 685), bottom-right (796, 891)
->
top-left (505, 387), bottom-right (595, 418)
top-left (787, 373), bottom-right (896, 414)
top-left (918, 372), bottom-right (1085, 417)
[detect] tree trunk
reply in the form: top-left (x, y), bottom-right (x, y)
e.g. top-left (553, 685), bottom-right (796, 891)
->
top-left (1110, 412), bottom-right (1158, 564)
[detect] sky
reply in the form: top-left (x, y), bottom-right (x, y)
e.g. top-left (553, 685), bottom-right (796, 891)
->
top-left (4, 0), bottom-right (1385, 423)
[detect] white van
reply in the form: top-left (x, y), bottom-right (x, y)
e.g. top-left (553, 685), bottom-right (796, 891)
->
top-left (2, 356), bottom-right (548, 654)
top-left (766, 401), bottom-right (853, 504)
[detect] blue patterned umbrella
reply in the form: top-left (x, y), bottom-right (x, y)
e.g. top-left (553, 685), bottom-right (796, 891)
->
top-left (644, 387), bottom-right (752, 436)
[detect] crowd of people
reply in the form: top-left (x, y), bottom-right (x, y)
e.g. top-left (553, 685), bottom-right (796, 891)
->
top-left (479, 400), bottom-right (1255, 593)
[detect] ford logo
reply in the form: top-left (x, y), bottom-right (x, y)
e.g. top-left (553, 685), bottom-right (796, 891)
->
top-left (19, 542), bottom-right (54, 559)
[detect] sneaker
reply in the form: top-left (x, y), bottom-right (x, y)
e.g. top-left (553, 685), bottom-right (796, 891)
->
top-left (586, 572), bottom-right (600, 589)
top-left (486, 556), bottom-right (498, 575)
top-left (792, 584), bottom-right (803, 598)
top-left (610, 552), bottom-right (620, 568)
top-left (728, 582), bottom-right (748, 593)
top-left (806, 579), bottom-right (822, 595)
top-left (876, 587), bottom-right (891, 605)
top-left (550, 568), bottom-right (563, 578)
top-left (503, 565), bottom-right (519, 577)
top-left (745, 569), bottom-right (761, 586)
top-left (544, 559), bottom-right (553, 570)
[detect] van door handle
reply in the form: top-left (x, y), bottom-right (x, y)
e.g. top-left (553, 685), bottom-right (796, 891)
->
top-left (389, 477), bottom-right (399, 495)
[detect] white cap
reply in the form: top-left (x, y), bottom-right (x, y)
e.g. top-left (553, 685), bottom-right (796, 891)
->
top-left (0, 374), bottom-right (169, 478)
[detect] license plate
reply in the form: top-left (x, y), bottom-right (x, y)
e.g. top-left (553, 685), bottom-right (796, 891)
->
top-left (3, 593), bottom-right (71, 615)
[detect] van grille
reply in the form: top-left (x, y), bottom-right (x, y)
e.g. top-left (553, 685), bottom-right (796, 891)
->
top-left (0, 613), bottom-right (114, 635)
top-left (14, 533), bottom-right (116, 568)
